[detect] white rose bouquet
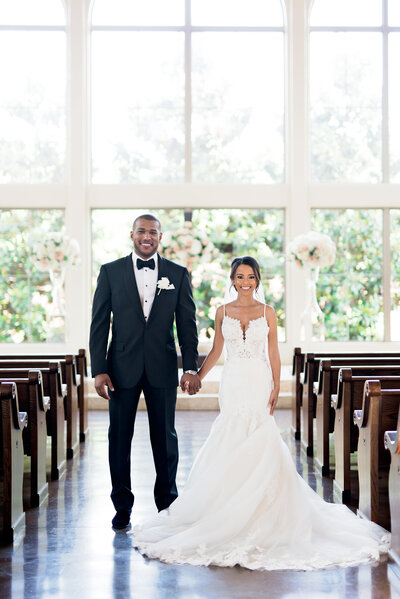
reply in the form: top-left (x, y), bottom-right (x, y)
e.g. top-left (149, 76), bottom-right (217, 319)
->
top-left (287, 231), bottom-right (336, 269)
top-left (33, 232), bottom-right (81, 272)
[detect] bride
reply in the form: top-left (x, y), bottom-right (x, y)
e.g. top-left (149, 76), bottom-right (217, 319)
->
top-left (133, 256), bottom-right (389, 570)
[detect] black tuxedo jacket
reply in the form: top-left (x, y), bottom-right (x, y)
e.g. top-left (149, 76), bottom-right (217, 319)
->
top-left (89, 254), bottom-right (198, 389)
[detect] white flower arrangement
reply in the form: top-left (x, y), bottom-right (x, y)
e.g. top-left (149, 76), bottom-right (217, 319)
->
top-left (160, 221), bottom-right (219, 271)
top-left (157, 277), bottom-right (175, 295)
top-left (33, 232), bottom-right (81, 272)
top-left (287, 231), bottom-right (336, 269)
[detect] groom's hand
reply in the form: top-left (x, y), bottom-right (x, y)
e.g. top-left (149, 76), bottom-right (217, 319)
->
top-left (94, 373), bottom-right (114, 400)
top-left (180, 373), bottom-right (201, 395)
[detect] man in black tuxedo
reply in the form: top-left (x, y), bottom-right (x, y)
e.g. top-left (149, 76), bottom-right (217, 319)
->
top-left (89, 214), bottom-right (201, 529)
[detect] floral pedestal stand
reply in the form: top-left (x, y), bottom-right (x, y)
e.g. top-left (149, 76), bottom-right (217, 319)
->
top-left (46, 269), bottom-right (66, 342)
top-left (300, 266), bottom-right (325, 343)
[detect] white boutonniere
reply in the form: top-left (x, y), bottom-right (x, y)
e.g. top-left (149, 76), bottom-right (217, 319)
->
top-left (157, 277), bottom-right (175, 295)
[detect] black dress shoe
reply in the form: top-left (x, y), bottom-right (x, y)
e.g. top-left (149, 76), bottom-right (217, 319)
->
top-left (112, 510), bottom-right (131, 530)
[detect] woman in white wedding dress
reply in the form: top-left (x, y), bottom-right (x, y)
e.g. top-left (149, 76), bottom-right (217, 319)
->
top-left (133, 256), bottom-right (389, 570)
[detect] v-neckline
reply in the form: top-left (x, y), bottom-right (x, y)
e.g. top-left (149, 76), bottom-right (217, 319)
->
top-left (224, 314), bottom-right (266, 341)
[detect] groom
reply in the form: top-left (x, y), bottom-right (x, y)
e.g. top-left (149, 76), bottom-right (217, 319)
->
top-left (89, 214), bottom-right (201, 529)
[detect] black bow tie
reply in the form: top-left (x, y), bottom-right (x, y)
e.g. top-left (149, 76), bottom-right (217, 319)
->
top-left (137, 258), bottom-right (155, 270)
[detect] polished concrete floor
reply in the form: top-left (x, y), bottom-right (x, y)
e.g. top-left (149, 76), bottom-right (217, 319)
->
top-left (1, 410), bottom-right (400, 599)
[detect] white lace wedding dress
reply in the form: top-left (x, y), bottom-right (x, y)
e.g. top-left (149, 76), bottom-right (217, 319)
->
top-left (133, 312), bottom-right (389, 570)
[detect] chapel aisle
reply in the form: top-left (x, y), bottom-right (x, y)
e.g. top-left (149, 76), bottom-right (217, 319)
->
top-left (0, 410), bottom-right (399, 599)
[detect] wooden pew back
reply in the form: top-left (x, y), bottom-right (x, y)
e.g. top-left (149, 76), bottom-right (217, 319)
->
top-left (0, 382), bottom-right (26, 544)
top-left (0, 365), bottom-right (66, 480)
top-left (0, 372), bottom-right (49, 508)
top-left (354, 380), bottom-right (400, 530)
top-left (0, 358), bottom-right (79, 459)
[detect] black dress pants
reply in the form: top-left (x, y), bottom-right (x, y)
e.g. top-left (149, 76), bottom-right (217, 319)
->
top-left (108, 370), bottom-right (178, 513)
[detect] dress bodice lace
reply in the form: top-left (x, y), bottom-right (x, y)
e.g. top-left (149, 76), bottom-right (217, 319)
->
top-left (222, 314), bottom-right (269, 361)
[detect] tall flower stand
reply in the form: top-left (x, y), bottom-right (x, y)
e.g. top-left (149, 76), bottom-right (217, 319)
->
top-left (300, 266), bottom-right (325, 343)
top-left (46, 269), bottom-right (66, 342)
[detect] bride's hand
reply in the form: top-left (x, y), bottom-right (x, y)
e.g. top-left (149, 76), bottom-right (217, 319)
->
top-left (268, 389), bottom-right (279, 415)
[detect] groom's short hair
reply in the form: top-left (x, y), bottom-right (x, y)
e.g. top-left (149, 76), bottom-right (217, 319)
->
top-left (132, 214), bottom-right (162, 230)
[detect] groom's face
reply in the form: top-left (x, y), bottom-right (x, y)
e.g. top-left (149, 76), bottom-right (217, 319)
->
top-left (130, 218), bottom-right (162, 259)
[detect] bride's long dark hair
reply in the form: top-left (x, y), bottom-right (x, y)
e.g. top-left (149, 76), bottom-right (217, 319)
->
top-left (230, 256), bottom-right (261, 291)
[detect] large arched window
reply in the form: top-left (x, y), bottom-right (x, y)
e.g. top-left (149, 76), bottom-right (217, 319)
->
top-left (0, 0), bottom-right (66, 182)
top-left (90, 0), bottom-right (285, 184)
top-left (310, 0), bottom-right (400, 183)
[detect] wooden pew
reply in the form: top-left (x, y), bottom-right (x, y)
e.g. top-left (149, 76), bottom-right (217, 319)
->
top-left (0, 364), bottom-right (66, 481)
top-left (291, 347), bottom-right (304, 440)
top-left (354, 380), bottom-right (400, 530)
top-left (331, 368), bottom-right (400, 503)
top-left (0, 382), bottom-right (27, 545)
top-left (310, 356), bottom-right (400, 460)
top-left (384, 407), bottom-right (400, 564)
top-left (299, 352), bottom-right (400, 456)
top-left (76, 349), bottom-right (89, 442)
top-left (7, 351), bottom-right (90, 443)
top-left (0, 358), bottom-right (79, 460)
top-left (314, 358), bottom-right (400, 475)
top-left (0, 372), bottom-right (49, 508)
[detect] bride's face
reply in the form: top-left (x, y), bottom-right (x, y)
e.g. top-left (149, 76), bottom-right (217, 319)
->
top-left (233, 265), bottom-right (257, 297)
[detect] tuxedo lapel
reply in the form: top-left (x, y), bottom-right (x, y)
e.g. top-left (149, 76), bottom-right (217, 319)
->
top-left (123, 254), bottom-right (146, 323)
top-left (146, 254), bottom-right (166, 325)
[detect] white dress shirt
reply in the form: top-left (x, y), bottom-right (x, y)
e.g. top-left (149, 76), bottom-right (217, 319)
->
top-left (132, 252), bottom-right (158, 321)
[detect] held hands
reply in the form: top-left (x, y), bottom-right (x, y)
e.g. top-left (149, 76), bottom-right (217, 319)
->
top-left (94, 373), bottom-right (114, 400)
top-left (180, 373), bottom-right (202, 396)
top-left (268, 388), bottom-right (279, 415)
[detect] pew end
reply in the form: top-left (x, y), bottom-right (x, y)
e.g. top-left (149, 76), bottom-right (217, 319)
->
top-left (385, 407), bottom-right (400, 563)
top-left (355, 381), bottom-right (400, 531)
top-left (0, 382), bottom-right (26, 545)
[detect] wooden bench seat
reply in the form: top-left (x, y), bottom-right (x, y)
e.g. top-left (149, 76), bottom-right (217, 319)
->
top-left (0, 382), bottom-right (27, 545)
top-left (312, 357), bottom-right (400, 461)
top-left (331, 369), bottom-right (400, 503)
top-left (354, 381), bottom-right (400, 530)
top-left (384, 407), bottom-right (400, 564)
top-left (291, 348), bottom-right (304, 440)
top-left (0, 365), bottom-right (66, 481)
top-left (5, 351), bottom-right (90, 443)
top-left (298, 351), bottom-right (400, 455)
top-left (0, 358), bottom-right (79, 460)
top-left (0, 372), bottom-right (49, 508)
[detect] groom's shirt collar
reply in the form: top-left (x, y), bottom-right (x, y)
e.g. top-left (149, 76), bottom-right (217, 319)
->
top-left (132, 252), bottom-right (159, 321)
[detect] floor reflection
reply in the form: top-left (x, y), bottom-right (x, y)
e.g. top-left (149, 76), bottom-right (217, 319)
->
top-left (0, 410), bottom-right (400, 599)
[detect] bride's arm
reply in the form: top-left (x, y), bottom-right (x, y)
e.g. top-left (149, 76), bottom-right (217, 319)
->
top-left (197, 306), bottom-right (225, 382)
top-left (266, 305), bottom-right (281, 414)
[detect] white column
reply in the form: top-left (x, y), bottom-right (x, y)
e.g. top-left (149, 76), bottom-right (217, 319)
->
top-left (64, 0), bottom-right (91, 351)
top-left (285, 0), bottom-right (312, 354)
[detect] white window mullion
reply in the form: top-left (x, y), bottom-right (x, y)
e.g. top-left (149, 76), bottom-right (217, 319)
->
top-left (382, 0), bottom-right (390, 183)
top-left (285, 0), bottom-right (312, 349)
top-left (65, 0), bottom-right (90, 350)
top-left (383, 208), bottom-right (391, 341)
top-left (185, 0), bottom-right (192, 183)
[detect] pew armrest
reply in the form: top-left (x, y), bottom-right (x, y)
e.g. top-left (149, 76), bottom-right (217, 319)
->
top-left (19, 411), bottom-right (28, 429)
top-left (384, 430), bottom-right (398, 454)
top-left (354, 409), bottom-right (363, 427)
top-left (43, 395), bottom-right (51, 412)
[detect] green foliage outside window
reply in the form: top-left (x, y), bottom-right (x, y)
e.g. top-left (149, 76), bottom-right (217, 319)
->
top-left (312, 209), bottom-right (383, 341)
top-left (0, 209), bottom-right (65, 342)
